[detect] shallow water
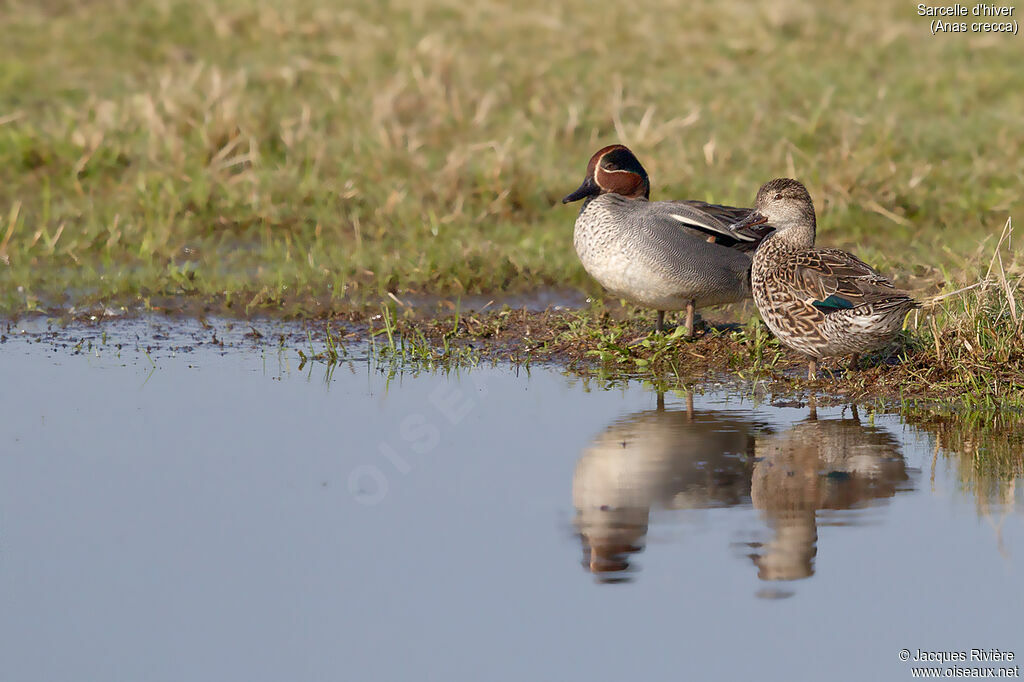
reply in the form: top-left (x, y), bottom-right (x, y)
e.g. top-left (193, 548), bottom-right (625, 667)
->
top-left (0, 320), bottom-right (1021, 682)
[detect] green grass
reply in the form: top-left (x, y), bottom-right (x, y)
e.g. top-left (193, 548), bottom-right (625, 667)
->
top-left (340, 218), bottom-right (1024, 408)
top-left (1, 0), bottom-right (1022, 313)
top-left (3, 0), bottom-right (1024, 407)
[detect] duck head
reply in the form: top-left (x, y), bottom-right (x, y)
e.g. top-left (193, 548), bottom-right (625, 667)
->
top-left (562, 144), bottom-right (650, 203)
top-left (730, 178), bottom-right (816, 247)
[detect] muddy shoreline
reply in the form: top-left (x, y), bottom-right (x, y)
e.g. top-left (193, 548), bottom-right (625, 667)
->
top-left (3, 299), bottom-right (1019, 412)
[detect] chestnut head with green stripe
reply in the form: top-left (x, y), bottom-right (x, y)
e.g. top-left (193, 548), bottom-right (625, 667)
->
top-left (562, 144), bottom-right (650, 204)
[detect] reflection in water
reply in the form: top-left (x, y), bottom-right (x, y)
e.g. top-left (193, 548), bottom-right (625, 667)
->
top-left (572, 395), bottom-right (759, 582)
top-left (904, 410), bottom-right (1024, 510)
top-left (573, 398), bottom-right (916, 585)
top-left (749, 404), bottom-right (911, 582)
top-left (903, 409), bottom-right (1024, 555)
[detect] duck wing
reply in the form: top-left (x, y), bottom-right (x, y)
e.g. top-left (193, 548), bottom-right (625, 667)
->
top-left (671, 200), bottom-right (750, 227)
top-left (785, 249), bottom-right (916, 312)
top-left (660, 200), bottom-right (770, 251)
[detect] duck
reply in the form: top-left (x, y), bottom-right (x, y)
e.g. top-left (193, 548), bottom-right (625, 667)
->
top-left (750, 402), bottom-right (909, 581)
top-left (562, 144), bottom-right (765, 336)
top-left (730, 178), bottom-right (919, 379)
top-left (572, 394), bottom-right (758, 581)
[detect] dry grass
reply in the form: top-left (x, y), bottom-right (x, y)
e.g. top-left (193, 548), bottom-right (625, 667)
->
top-left (2, 0), bottom-right (1024, 409)
top-left (0, 0), bottom-right (1022, 313)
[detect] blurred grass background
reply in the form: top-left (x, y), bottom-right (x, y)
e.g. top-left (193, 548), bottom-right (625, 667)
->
top-left (0, 0), bottom-right (1021, 313)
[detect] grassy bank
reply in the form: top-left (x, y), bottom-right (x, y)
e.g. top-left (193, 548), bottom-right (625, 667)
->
top-left (288, 218), bottom-right (1019, 408)
top-left (3, 0), bottom-right (1024, 406)
top-left (345, 278), bottom-right (1024, 410)
top-left (1, 0), bottom-right (1022, 313)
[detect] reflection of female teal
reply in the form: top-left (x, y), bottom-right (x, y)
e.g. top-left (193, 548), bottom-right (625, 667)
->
top-left (573, 398), bottom-right (760, 581)
top-left (750, 405), bottom-right (911, 582)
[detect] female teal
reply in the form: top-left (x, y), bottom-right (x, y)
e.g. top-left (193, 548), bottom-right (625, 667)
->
top-left (731, 179), bottom-right (918, 379)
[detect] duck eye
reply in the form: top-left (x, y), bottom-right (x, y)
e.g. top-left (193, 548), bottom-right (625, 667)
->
top-left (604, 163), bottom-right (618, 171)
top-left (773, 193), bottom-right (783, 201)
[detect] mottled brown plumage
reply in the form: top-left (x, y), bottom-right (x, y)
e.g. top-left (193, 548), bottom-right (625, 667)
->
top-left (731, 179), bottom-right (919, 379)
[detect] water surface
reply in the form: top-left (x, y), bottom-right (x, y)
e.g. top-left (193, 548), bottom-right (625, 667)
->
top-left (0, 319), bottom-right (1021, 682)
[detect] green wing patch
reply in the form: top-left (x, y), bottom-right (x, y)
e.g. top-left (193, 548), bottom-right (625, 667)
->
top-left (812, 294), bottom-right (855, 311)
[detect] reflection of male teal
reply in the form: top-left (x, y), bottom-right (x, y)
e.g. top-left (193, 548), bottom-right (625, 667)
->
top-left (750, 404), bottom-right (911, 582)
top-left (572, 396), bottom-right (759, 582)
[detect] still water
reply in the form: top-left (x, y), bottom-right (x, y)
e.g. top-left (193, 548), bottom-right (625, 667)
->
top-left (0, 319), bottom-right (1021, 682)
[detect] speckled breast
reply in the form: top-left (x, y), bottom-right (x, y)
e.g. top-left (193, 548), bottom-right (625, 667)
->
top-left (572, 198), bottom-right (733, 310)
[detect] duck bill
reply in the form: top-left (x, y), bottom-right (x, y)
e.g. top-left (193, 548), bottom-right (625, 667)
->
top-left (562, 176), bottom-right (600, 204)
top-left (729, 211), bottom-right (769, 238)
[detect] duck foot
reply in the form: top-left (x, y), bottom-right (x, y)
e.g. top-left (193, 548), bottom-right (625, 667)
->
top-left (651, 309), bottom-right (703, 338)
top-left (684, 300), bottom-right (696, 338)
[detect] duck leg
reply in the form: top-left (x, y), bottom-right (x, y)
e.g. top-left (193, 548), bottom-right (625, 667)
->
top-left (848, 353), bottom-right (860, 372)
top-left (807, 358), bottom-right (817, 380)
top-left (656, 310), bottom-right (666, 332)
top-left (684, 299), bottom-right (696, 338)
